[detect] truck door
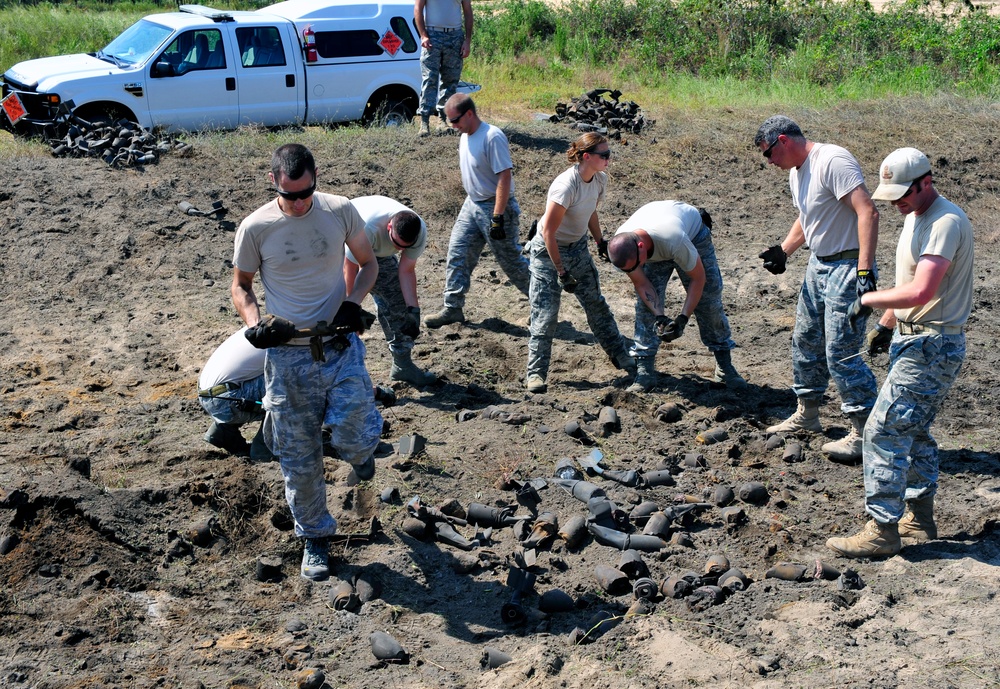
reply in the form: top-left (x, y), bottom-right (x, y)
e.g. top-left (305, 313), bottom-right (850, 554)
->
top-left (146, 28), bottom-right (238, 131)
top-left (232, 24), bottom-right (302, 127)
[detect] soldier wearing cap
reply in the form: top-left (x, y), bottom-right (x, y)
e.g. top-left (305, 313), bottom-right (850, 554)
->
top-left (753, 115), bottom-right (881, 464)
top-left (827, 147), bottom-right (974, 559)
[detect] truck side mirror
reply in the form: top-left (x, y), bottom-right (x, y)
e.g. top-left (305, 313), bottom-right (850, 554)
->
top-left (151, 61), bottom-right (176, 78)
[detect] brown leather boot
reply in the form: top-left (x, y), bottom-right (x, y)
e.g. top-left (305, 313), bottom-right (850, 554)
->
top-left (826, 519), bottom-right (901, 559)
top-left (898, 496), bottom-right (937, 540)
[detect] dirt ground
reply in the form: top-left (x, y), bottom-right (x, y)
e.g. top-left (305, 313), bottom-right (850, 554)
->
top-left (1, 94), bottom-right (999, 689)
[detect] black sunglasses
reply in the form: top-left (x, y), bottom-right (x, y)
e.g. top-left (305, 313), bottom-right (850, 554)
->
top-left (447, 110), bottom-right (467, 124)
top-left (276, 181), bottom-right (316, 201)
top-left (897, 173), bottom-right (929, 200)
top-left (762, 138), bottom-right (780, 159)
top-left (389, 228), bottom-right (416, 249)
top-left (590, 149), bottom-right (612, 160)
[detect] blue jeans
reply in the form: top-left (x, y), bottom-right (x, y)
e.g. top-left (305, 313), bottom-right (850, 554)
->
top-left (864, 332), bottom-right (965, 523)
top-left (630, 224), bottom-right (735, 361)
top-left (263, 335), bottom-right (382, 538)
top-left (791, 254), bottom-right (878, 416)
top-left (441, 196), bottom-right (530, 310)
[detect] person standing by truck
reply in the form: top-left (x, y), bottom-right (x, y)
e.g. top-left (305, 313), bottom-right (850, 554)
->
top-left (346, 195), bottom-right (437, 386)
top-left (425, 94), bottom-right (530, 329)
top-left (231, 143), bottom-right (383, 581)
top-left (414, 0), bottom-right (473, 137)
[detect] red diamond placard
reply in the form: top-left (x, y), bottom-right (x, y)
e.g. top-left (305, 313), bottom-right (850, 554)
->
top-left (2, 92), bottom-right (26, 125)
top-left (379, 29), bottom-right (402, 57)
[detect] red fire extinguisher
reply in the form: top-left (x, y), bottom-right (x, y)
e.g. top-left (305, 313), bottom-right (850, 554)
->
top-left (302, 25), bottom-right (318, 63)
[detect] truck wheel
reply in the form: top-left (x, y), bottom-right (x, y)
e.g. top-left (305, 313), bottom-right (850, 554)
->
top-left (366, 98), bottom-right (414, 128)
top-left (75, 105), bottom-right (134, 129)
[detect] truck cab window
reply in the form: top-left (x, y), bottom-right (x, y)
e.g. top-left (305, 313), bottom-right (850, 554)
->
top-left (237, 27), bottom-right (286, 68)
top-left (154, 29), bottom-right (223, 76)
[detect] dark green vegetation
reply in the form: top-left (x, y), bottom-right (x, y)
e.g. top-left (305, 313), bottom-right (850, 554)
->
top-left (2, 0), bottom-right (1000, 100)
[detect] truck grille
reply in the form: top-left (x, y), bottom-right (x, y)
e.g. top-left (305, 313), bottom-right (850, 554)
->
top-left (2, 76), bottom-right (54, 120)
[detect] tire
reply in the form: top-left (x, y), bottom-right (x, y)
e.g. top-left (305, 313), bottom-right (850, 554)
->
top-left (365, 97), bottom-right (414, 128)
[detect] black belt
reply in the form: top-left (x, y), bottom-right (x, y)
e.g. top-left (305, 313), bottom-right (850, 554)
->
top-left (898, 321), bottom-right (963, 335)
top-left (198, 381), bottom-right (240, 398)
top-left (817, 249), bottom-right (860, 262)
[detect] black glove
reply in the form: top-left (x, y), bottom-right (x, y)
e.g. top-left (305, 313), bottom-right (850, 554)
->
top-left (759, 245), bottom-right (787, 275)
top-left (332, 301), bottom-right (367, 333)
top-left (857, 269), bottom-right (877, 298)
top-left (847, 297), bottom-right (873, 328)
top-left (401, 306), bottom-right (421, 339)
top-left (489, 214), bottom-right (506, 240)
top-left (596, 238), bottom-right (610, 262)
top-left (660, 314), bottom-right (689, 342)
top-left (558, 271), bottom-right (578, 293)
top-left (244, 314), bottom-right (296, 349)
top-left (654, 314), bottom-right (673, 339)
top-left (866, 323), bottom-right (892, 356)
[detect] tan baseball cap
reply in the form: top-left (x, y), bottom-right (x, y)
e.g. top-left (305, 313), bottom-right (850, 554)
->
top-left (871, 147), bottom-right (931, 201)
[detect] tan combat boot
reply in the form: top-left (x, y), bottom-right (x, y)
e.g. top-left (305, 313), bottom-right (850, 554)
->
top-left (822, 413), bottom-right (867, 465)
top-left (826, 519), bottom-right (901, 559)
top-left (898, 496), bottom-right (937, 540)
top-left (766, 398), bottom-right (821, 434)
top-left (418, 115), bottom-right (430, 138)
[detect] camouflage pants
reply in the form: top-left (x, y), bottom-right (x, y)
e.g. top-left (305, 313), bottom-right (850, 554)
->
top-left (864, 332), bottom-right (965, 523)
top-left (441, 195), bottom-right (530, 310)
top-left (370, 254), bottom-right (415, 356)
top-left (418, 29), bottom-right (464, 118)
top-left (791, 254), bottom-right (878, 416)
top-left (263, 335), bottom-right (382, 538)
top-left (527, 235), bottom-right (630, 378)
top-left (630, 223), bottom-right (736, 361)
top-left (199, 375), bottom-right (266, 426)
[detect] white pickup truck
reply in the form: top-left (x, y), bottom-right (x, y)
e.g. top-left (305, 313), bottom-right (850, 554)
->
top-left (1, 0), bottom-right (475, 135)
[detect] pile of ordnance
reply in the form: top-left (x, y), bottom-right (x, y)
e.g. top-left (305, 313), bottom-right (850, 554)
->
top-left (548, 88), bottom-right (653, 137)
top-left (45, 117), bottom-right (189, 167)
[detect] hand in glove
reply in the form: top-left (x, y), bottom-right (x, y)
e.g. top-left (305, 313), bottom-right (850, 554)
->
top-left (489, 214), bottom-right (506, 240)
top-left (332, 301), bottom-right (368, 334)
top-left (244, 314), bottom-right (297, 349)
top-left (659, 314), bottom-right (689, 342)
top-left (401, 306), bottom-right (421, 339)
top-left (596, 238), bottom-right (610, 262)
top-left (758, 245), bottom-right (787, 275)
top-left (866, 323), bottom-right (892, 356)
top-left (559, 271), bottom-right (578, 293)
top-left (856, 269), bottom-right (877, 298)
top-left (654, 314), bottom-right (673, 339)
top-left (847, 297), bottom-right (873, 329)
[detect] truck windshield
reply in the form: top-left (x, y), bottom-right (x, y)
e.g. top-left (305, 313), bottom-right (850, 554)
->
top-left (101, 19), bottom-right (173, 66)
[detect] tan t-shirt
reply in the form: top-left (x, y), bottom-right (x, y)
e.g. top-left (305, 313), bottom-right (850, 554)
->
top-left (233, 193), bottom-right (364, 330)
top-left (544, 165), bottom-right (607, 245)
top-left (893, 195), bottom-right (974, 327)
